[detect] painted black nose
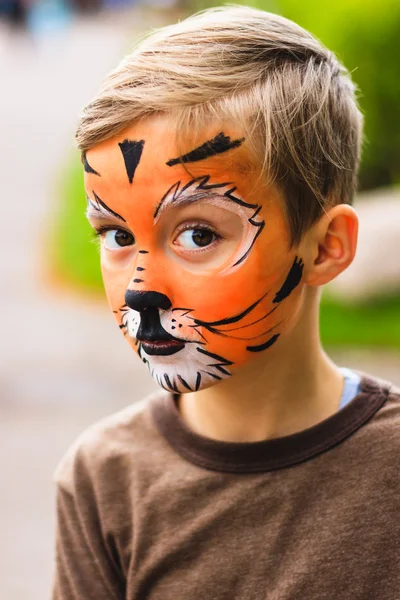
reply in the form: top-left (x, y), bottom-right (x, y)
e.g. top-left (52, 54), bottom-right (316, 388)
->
top-left (125, 290), bottom-right (172, 312)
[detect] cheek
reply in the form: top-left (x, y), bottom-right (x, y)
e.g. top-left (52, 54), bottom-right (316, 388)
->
top-left (167, 249), bottom-right (288, 322)
top-left (101, 252), bottom-right (133, 310)
top-left (202, 281), bottom-right (303, 366)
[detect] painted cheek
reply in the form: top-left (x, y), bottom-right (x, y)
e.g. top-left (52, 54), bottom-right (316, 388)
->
top-left (165, 249), bottom-right (287, 322)
top-left (101, 253), bottom-right (133, 313)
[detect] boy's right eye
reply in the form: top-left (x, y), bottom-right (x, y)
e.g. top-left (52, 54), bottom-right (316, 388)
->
top-left (98, 228), bottom-right (135, 250)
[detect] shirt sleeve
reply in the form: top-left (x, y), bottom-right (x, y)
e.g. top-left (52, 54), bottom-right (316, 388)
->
top-left (51, 454), bottom-right (126, 600)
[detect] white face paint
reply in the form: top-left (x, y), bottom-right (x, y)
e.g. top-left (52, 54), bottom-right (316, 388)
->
top-left (121, 306), bottom-right (231, 392)
top-left (153, 177), bottom-right (265, 274)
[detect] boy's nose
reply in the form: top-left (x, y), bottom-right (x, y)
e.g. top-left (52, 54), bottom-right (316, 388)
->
top-left (125, 289), bottom-right (172, 312)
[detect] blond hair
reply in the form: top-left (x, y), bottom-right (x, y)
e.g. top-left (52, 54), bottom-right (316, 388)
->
top-left (76, 5), bottom-right (363, 245)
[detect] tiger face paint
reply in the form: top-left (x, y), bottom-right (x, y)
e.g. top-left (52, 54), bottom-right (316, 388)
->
top-left (84, 116), bottom-right (305, 394)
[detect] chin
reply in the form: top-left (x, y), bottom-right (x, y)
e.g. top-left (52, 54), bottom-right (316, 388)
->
top-left (137, 341), bottom-right (232, 394)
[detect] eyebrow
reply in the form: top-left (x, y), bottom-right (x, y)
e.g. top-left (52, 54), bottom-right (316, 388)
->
top-left (153, 176), bottom-right (257, 222)
top-left (86, 191), bottom-right (126, 222)
top-left (155, 189), bottom-right (218, 220)
top-left (166, 132), bottom-right (245, 167)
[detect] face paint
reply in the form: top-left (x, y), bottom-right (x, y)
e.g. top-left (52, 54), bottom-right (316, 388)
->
top-left (84, 117), bottom-right (305, 394)
top-left (118, 139), bottom-right (145, 184)
top-left (166, 132), bottom-right (245, 166)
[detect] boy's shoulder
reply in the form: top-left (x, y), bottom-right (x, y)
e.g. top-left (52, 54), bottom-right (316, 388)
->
top-left (53, 373), bottom-right (400, 494)
top-left (53, 389), bottom-right (169, 494)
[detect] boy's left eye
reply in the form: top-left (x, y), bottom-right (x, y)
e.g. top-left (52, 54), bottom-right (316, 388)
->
top-left (174, 227), bottom-right (218, 250)
top-left (102, 229), bottom-right (135, 249)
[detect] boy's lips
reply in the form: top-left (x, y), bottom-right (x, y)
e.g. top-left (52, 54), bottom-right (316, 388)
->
top-left (140, 339), bottom-right (185, 356)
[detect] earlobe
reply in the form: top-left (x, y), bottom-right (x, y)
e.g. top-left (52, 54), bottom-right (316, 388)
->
top-left (305, 205), bottom-right (358, 287)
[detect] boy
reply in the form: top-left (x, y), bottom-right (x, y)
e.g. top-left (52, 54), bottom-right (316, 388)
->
top-left (52, 6), bottom-right (400, 599)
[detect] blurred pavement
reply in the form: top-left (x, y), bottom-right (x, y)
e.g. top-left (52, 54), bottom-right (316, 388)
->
top-left (0, 10), bottom-right (399, 600)
top-left (0, 9), bottom-right (160, 600)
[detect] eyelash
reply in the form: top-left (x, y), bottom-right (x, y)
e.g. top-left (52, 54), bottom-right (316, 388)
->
top-left (174, 222), bottom-right (223, 251)
top-left (175, 222), bottom-right (222, 238)
top-left (92, 225), bottom-right (130, 238)
top-left (92, 222), bottom-right (224, 252)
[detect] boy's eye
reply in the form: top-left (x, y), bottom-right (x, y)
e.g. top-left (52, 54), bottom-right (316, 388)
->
top-left (175, 227), bottom-right (217, 250)
top-left (103, 229), bottom-right (135, 249)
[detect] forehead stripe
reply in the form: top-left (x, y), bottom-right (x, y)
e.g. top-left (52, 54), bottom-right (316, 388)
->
top-left (118, 139), bottom-right (145, 184)
top-left (166, 132), bottom-right (245, 166)
top-left (91, 191), bottom-right (126, 222)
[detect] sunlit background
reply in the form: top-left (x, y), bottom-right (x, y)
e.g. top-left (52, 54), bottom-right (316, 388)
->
top-left (1, 0), bottom-right (399, 597)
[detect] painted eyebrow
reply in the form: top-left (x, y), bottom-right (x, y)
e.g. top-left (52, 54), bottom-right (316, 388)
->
top-left (86, 190), bottom-right (126, 222)
top-left (153, 176), bottom-right (257, 222)
top-left (154, 189), bottom-right (220, 220)
top-left (166, 132), bottom-right (245, 167)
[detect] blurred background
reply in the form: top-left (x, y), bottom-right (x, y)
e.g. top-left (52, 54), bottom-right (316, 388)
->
top-left (0, 0), bottom-right (399, 597)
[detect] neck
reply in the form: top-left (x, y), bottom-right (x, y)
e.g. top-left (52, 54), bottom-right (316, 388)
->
top-left (178, 290), bottom-right (344, 443)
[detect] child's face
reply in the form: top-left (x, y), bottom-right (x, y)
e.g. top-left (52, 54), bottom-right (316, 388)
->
top-left (85, 116), bottom-right (305, 393)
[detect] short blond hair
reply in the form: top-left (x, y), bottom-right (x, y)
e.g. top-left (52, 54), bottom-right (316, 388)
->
top-left (76, 5), bottom-right (363, 245)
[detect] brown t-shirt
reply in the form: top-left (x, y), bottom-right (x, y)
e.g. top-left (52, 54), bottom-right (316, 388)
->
top-left (51, 374), bottom-right (400, 599)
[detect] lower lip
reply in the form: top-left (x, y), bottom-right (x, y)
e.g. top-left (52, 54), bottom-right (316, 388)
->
top-left (140, 341), bottom-right (185, 356)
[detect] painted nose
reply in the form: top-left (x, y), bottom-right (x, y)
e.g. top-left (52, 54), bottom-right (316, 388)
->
top-left (125, 290), bottom-right (172, 312)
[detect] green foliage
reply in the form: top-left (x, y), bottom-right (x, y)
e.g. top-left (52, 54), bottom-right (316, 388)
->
top-left (270, 0), bottom-right (400, 190)
top-left (320, 294), bottom-right (400, 348)
top-left (51, 156), bottom-right (103, 293)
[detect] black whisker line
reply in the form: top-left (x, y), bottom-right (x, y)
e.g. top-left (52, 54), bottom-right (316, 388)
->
top-left (215, 321), bottom-right (282, 341)
top-left (203, 371), bottom-right (222, 380)
top-left (214, 365), bottom-right (230, 376)
top-left (196, 346), bottom-right (233, 366)
top-left (177, 375), bottom-right (192, 391)
top-left (195, 372), bottom-right (201, 391)
top-left (187, 325), bottom-right (208, 342)
top-left (164, 373), bottom-right (179, 393)
top-left (247, 333), bottom-right (280, 353)
top-left (194, 292), bottom-right (268, 328)
top-left (217, 302), bottom-right (279, 333)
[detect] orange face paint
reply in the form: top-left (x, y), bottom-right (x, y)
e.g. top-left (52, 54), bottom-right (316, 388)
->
top-left (85, 116), bottom-right (305, 393)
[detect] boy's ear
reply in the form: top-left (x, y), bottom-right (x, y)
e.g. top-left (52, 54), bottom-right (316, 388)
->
top-left (303, 204), bottom-right (358, 287)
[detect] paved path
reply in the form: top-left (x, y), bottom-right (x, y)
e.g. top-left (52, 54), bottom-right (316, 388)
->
top-left (0, 11), bottom-right (399, 599)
